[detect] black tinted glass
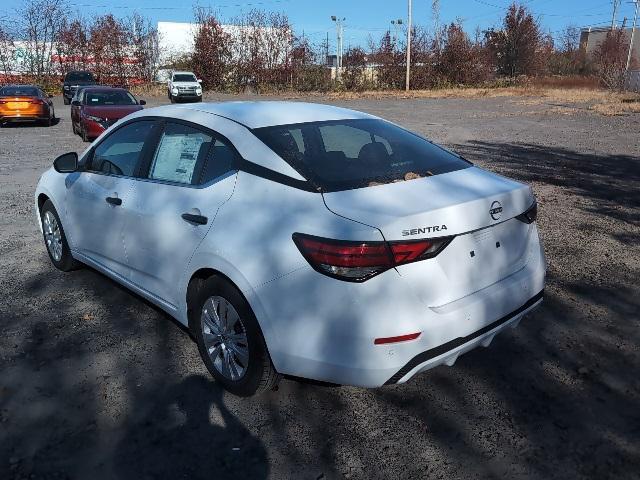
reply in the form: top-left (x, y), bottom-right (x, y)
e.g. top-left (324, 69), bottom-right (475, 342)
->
top-left (253, 119), bottom-right (471, 192)
top-left (173, 74), bottom-right (197, 82)
top-left (0, 86), bottom-right (39, 96)
top-left (91, 121), bottom-right (155, 176)
top-left (66, 72), bottom-right (94, 82)
top-left (85, 91), bottom-right (136, 105)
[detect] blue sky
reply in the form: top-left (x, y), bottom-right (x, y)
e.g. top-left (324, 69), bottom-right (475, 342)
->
top-left (2, 0), bottom-right (638, 47)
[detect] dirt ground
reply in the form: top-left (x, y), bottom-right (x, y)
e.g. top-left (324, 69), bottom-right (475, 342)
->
top-left (1, 92), bottom-right (639, 480)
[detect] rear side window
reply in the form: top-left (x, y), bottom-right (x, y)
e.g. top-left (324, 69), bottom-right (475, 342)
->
top-left (199, 138), bottom-right (237, 184)
top-left (90, 120), bottom-right (155, 176)
top-left (148, 123), bottom-right (212, 184)
top-left (253, 119), bottom-right (471, 192)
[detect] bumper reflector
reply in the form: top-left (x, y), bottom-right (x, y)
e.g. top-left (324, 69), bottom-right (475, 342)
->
top-left (374, 332), bottom-right (421, 345)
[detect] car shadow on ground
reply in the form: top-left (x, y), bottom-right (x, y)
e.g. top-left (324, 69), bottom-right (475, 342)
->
top-left (0, 117), bottom-right (61, 128)
top-left (1, 141), bottom-right (639, 479)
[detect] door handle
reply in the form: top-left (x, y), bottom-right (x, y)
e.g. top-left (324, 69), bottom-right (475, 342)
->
top-left (106, 196), bottom-right (122, 206)
top-left (181, 213), bottom-right (208, 225)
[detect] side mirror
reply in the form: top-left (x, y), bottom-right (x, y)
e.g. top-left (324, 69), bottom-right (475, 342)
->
top-left (197, 79), bottom-right (202, 83)
top-left (71, 100), bottom-right (81, 106)
top-left (53, 152), bottom-right (78, 173)
top-left (139, 99), bottom-right (146, 105)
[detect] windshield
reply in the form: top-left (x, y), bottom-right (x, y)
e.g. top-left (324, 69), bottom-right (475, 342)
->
top-left (173, 74), bottom-right (197, 82)
top-left (0, 86), bottom-right (39, 97)
top-left (66, 71), bottom-right (94, 82)
top-left (252, 119), bottom-right (471, 192)
top-left (85, 90), bottom-right (137, 106)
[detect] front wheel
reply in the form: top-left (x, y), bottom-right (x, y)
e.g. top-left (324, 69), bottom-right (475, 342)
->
top-left (40, 200), bottom-right (80, 271)
top-left (189, 275), bottom-right (280, 396)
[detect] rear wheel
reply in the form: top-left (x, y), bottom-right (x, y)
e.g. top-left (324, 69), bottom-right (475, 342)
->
top-left (40, 200), bottom-right (80, 271)
top-left (189, 275), bottom-right (280, 396)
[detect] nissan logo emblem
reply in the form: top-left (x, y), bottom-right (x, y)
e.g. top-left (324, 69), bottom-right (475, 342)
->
top-left (490, 201), bottom-right (503, 221)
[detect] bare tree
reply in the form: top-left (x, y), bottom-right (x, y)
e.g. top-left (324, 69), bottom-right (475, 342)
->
top-left (128, 13), bottom-right (160, 83)
top-left (485, 2), bottom-right (545, 77)
top-left (341, 46), bottom-right (368, 91)
top-left (18, 0), bottom-right (69, 78)
top-left (55, 18), bottom-right (90, 73)
top-left (593, 28), bottom-right (631, 90)
top-left (0, 22), bottom-right (15, 77)
top-left (192, 7), bottom-right (230, 90)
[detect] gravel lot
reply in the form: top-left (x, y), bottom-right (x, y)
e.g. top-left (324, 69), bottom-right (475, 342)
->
top-left (1, 93), bottom-right (639, 480)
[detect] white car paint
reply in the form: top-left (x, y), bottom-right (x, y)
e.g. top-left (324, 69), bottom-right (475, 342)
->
top-left (35, 101), bottom-right (546, 388)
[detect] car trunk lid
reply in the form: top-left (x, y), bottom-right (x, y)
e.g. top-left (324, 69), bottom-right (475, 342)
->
top-left (322, 166), bottom-right (536, 305)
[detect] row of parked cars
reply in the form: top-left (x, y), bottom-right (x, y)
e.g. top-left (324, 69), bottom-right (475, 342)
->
top-left (1, 69), bottom-right (203, 141)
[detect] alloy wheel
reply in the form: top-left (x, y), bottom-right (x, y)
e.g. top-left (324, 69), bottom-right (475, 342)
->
top-left (43, 211), bottom-right (63, 261)
top-left (201, 296), bottom-right (249, 381)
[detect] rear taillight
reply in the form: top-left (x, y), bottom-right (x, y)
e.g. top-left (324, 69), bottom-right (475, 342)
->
top-left (29, 99), bottom-right (44, 105)
top-left (516, 201), bottom-right (537, 224)
top-left (292, 233), bottom-right (453, 282)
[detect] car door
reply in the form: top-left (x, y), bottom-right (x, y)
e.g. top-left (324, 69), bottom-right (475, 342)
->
top-left (64, 119), bottom-right (158, 278)
top-left (122, 120), bottom-right (238, 308)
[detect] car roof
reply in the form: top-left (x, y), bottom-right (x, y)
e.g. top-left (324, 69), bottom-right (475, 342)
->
top-left (153, 101), bottom-right (377, 129)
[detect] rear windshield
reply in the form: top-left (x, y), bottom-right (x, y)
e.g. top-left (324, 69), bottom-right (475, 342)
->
top-left (85, 90), bottom-right (136, 105)
top-left (252, 118), bottom-right (471, 191)
top-left (66, 71), bottom-right (95, 82)
top-left (0, 86), bottom-right (39, 96)
top-left (173, 74), bottom-right (197, 82)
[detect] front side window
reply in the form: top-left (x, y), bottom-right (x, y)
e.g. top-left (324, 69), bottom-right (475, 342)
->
top-left (148, 123), bottom-right (212, 184)
top-left (199, 138), bottom-right (237, 184)
top-left (253, 119), bottom-right (471, 192)
top-left (90, 121), bottom-right (155, 176)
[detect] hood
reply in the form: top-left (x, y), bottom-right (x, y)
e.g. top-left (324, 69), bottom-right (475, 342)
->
top-left (83, 104), bottom-right (143, 119)
top-left (322, 166), bottom-right (534, 240)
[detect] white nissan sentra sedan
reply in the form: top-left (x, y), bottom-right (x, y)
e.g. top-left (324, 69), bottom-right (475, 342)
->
top-left (34, 102), bottom-right (545, 396)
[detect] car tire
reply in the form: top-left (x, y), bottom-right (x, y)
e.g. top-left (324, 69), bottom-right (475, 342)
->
top-left (189, 275), bottom-right (280, 396)
top-left (63, 96), bottom-right (70, 105)
top-left (40, 200), bottom-right (81, 272)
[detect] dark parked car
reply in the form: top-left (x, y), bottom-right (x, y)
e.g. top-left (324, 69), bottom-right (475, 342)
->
top-left (70, 86), bottom-right (145, 141)
top-left (62, 71), bottom-right (97, 105)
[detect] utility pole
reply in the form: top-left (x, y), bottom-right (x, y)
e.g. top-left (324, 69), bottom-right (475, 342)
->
top-left (611, 0), bottom-right (620, 29)
top-left (626, 0), bottom-right (639, 71)
top-left (405, 0), bottom-right (412, 91)
top-left (331, 16), bottom-right (345, 80)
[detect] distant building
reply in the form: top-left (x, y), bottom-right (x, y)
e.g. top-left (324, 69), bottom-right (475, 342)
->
top-left (580, 26), bottom-right (639, 65)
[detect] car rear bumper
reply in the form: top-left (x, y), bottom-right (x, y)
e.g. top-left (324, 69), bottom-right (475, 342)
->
top-left (0, 114), bottom-right (48, 123)
top-left (254, 229), bottom-right (546, 388)
top-left (385, 290), bottom-right (543, 384)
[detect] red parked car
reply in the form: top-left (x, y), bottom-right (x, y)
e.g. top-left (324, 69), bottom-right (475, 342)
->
top-left (71, 86), bottom-right (145, 141)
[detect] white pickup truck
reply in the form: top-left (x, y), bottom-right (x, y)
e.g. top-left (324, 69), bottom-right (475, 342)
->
top-left (167, 71), bottom-right (203, 103)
